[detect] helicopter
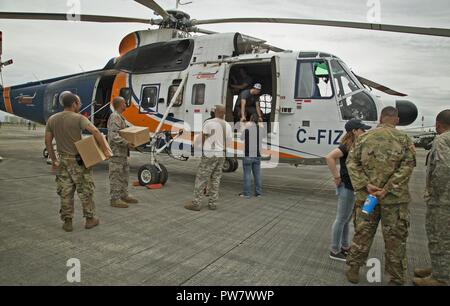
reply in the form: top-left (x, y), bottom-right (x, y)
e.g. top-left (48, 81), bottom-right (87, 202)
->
top-left (1, 0), bottom-right (449, 186)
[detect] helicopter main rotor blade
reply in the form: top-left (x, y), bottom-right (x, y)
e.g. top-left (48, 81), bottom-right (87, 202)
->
top-left (355, 74), bottom-right (407, 97)
top-left (0, 12), bottom-right (159, 24)
top-left (134, 0), bottom-right (171, 20)
top-left (191, 17), bottom-right (450, 38)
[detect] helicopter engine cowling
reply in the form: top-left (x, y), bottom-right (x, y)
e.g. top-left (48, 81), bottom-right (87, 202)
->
top-left (396, 100), bottom-right (418, 126)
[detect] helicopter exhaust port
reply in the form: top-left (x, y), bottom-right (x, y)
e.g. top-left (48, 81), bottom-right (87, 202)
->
top-left (396, 100), bottom-right (418, 126)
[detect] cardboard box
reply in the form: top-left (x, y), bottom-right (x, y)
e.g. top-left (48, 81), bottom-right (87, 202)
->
top-left (75, 135), bottom-right (112, 168)
top-left (119, 126), bottom-right (150, 147)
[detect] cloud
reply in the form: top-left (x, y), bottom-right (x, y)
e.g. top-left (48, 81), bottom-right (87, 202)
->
top-left (0, 0), bottom-right (448, 127)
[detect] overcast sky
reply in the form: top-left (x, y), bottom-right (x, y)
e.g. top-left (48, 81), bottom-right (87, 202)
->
top-left (1, 0), bottom-right (449, 127)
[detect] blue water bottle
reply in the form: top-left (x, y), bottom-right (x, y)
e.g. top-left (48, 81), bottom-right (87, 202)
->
top-left (362, 194), bottom-right (378, 215)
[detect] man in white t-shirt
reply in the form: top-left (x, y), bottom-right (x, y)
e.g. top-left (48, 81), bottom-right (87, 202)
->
top-left (185, 105), bottom-right (232, 211)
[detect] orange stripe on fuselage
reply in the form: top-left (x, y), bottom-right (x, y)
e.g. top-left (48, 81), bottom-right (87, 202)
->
top-left (111, 72), bottom-right (127, 102)
top-left (110, 72), bottom-right (175, 133)
top-left (2, 87), bottom-right (13, 114)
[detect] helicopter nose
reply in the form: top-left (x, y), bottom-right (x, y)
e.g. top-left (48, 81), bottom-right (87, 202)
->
top-left (396, 100), bottom-right (418, 126)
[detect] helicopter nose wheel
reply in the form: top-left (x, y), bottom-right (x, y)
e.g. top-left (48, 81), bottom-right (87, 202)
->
top-left (137, 163), bottom-right (169, 186)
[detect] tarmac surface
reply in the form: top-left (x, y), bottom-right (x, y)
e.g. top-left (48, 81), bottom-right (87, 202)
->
top-left (0, 125), bottom-right (431, 285)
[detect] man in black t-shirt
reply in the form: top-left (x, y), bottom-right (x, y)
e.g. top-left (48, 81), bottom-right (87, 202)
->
top-left (233, 83), bottom-right (263, 123)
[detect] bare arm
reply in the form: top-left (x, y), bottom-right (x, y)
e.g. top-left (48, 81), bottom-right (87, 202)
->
top-left (325, 148), bottom-right (344, 186)
top-left (240, 99), bottom-right (246, 121)
top-left (85, 124), bottom-right (112, 158)
top-left (45, 131), bottom-right (58, 170)
top-left (256, 102), bottom-right (263, 121)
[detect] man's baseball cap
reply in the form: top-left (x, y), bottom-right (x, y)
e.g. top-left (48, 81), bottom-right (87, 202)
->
top-left (345, 118), bottom-right (371, 132)
top-left (253, 83), bottom-right (262, 90)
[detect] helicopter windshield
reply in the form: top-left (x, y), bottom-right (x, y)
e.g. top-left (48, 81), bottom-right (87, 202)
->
top-left (330, 60), bottom-right (362, 98)
top-left (330, 59), bottom-right (377, 121)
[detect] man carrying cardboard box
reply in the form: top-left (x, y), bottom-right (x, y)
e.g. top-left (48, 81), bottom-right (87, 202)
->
top-left (45, 91), bottom-right (112, 232)
top-left (107, 97), bottom-right (139, 208)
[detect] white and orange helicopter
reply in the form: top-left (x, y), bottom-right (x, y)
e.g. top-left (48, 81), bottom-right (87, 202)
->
top-left (1, 0), bottom-right (449, 185)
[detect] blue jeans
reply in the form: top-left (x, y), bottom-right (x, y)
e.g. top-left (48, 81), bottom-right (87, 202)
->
top-left (330, 184), bottom-right (355, 253)
top-left (242, 157), bottom-right (262, 196)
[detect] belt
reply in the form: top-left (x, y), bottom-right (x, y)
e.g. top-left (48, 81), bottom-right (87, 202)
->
top-left (59, 153), bottom-right (77, 159)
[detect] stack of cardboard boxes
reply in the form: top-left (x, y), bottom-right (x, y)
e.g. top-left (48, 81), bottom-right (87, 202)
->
top-left (75, 126), bottom-right (150, 168)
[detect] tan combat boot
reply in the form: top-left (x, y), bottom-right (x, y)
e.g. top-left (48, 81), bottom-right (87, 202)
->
top-left (413, 276), bottom-right (448, 286)
top-left (85, 217), bottom-right (99, 229)
top-left (121, 196), bottom-right (138, 204)
top-left (111, 199), bottom-right (129, 208)
top-left (346, 265), bottom-right (360, 284)
top-left (62, 218), bottom-right (73, 232)
top-left (184, 202), bottom-right (201, 211)
top-left (414, 267), bottom-right (432, 278)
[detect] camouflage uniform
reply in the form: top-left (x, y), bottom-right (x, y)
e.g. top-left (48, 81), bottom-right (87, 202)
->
top-left (46, 111), bottom-right (95, 221)
top-left (425, 130), bottom-right (450, 282)
top-left (346, 123), bottom-right (416, 284)
top-left (57, 154), bottom-right (96, 220)
top-left (107, 111), bottom-right (129, 201)
top-left (192, 156), bottom-right (225, 208)
top-left (192, 118), bottom-right (231, 208)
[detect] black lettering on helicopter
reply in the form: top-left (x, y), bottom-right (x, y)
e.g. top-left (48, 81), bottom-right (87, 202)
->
top-left (296, 128), bottom-right (307, 144)
top-left (333, 130), bottom-right (344, 145)
top-left (297, 128), bottom-right (344, 145)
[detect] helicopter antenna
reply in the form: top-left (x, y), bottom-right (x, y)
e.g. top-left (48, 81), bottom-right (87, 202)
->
top-left (176, 0), bottom-right (192, 9)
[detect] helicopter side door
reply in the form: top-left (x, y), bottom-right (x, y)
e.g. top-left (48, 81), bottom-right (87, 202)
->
top-left (183, 63), bottom-right (227, 131)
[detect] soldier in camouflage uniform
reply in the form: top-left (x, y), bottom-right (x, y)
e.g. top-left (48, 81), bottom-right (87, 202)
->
top-left (45, 91), bottom-right (111, 232)
top-left (185, 105), bottom-right (232, 211)
top-left (345, 106), bottom-right (416, 285)
top-left (413, 109), bottom-right (450, 286)
top-left (107, 97), bottom-right (138, 208)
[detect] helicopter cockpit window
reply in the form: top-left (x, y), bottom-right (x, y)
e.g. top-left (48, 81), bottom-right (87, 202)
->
top-left (295, 60), bottom-right (333, 99)
top-left (140, 85), bottom-right (158, 112)
top-left (330, 60), bottom-right (377, 121)
top-left (167, 85), bottom-right (183, 107)
top-left (192, 84), bottom-right (205, 105)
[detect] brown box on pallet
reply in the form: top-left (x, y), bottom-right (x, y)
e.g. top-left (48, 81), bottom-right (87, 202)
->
top-left (119, 126), bottom-right (150, 147)
top-left (75, 135), bottom-right (112, 168)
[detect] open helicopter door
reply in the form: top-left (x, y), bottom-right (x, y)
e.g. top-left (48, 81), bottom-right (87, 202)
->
top-left (183, 63), bottom-right (227, 132)
top-left (270, 55), bottom-right (280, 135)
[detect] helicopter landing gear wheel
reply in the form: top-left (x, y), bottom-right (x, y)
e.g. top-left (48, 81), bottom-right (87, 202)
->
top-left (230, 158), bottom-right (239, 172)
top-left (138, 164), bottom-right (160, 186)
top-left (157, 163), bottom-right (169, 185)
top-left (222, 157), bottom-right (236, 173)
